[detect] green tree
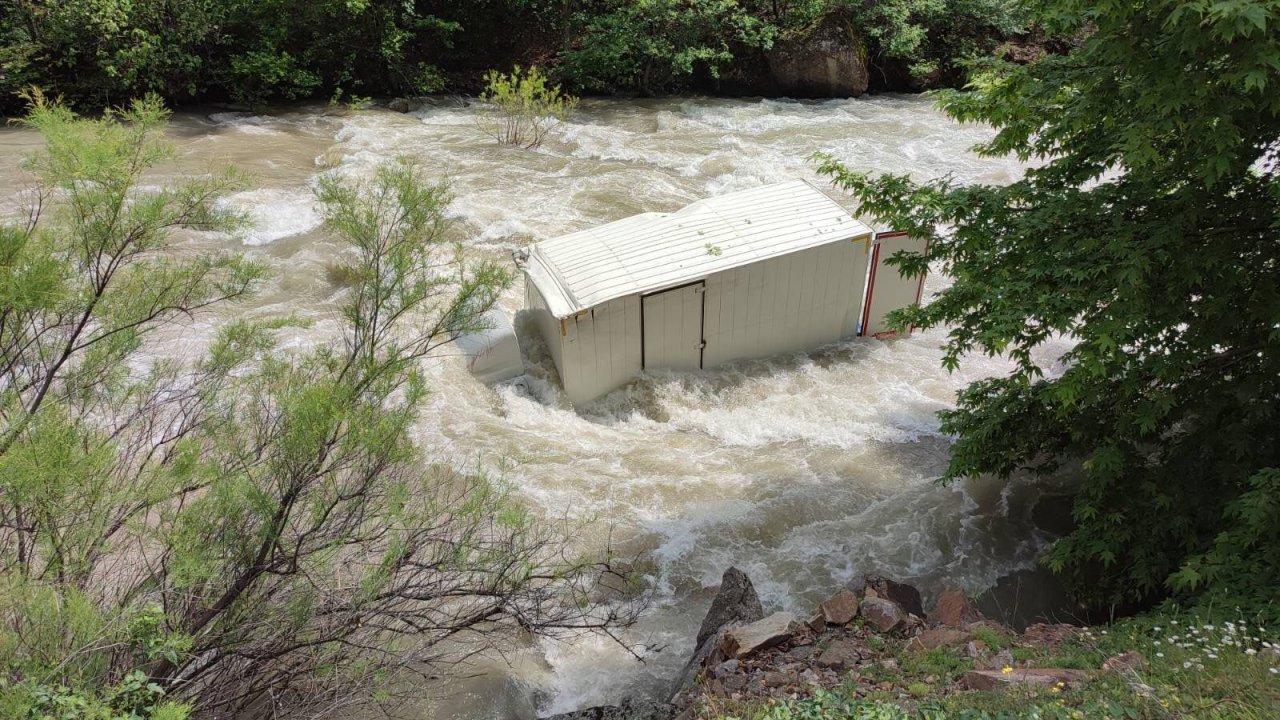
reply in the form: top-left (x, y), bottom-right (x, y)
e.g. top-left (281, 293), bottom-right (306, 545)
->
top-left (477, 65), bottom-right (578, 148)
top-left (0, 98), bottom-right (637, 718)
top-left (818, 0), bottom-right (1280, 611)
top-left (558, 0), bottom-right (777, 94)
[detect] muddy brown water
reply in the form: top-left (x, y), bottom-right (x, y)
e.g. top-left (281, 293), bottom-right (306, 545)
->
top-left (0, 96), bottom-right (1080, 718)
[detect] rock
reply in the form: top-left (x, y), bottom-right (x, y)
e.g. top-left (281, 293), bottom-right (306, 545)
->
top-left (863, 575), bottom-right (925, 618)
top-left (860, 596), bottom-right (905, 633)
top-left (1129, 681), bottom-right (1159, 700)
top-left (765, 15), bottom-right (869, 98)
top-left (387, 98), bottom-right (411, 113)
top-left (762, 671), bottom-right (791, 688)
top-left (806, 611), bottom-right (826, 633)
top-left (786, 645), bottom-right (814, 662)
top-left (904, 627), bottom-right (969, 652)
top-left (1102, 651), bottom-right (1147, 674)
top-left (815, 638), bottom-right (864, 670)
top-left (820, 589), bottom-right (861, 626)
top-left (540, 697), bottom-right (675, 720)
top-left (671, 568), bottom-right (765, 700)
top-left (723, 612), bottom-right (797, 659)
top-left (962, 668), bottom-right (1089, 691)
top-left (697, 567), bottom-right (765, 648)
top-left (981, 648), bottom-right (1015, 671)
top-left (713, 659), bottom-right (739, 678)
top-left (1022, 623), bottom-right (1078, 652)
top-left (934, 587), bottom-right (981, 627)
top-left (966, 640), bottom-right (988, 659)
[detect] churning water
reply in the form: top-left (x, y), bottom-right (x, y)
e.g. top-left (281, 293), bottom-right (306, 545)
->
top-left (0, 95), bottom-right (1076, 717)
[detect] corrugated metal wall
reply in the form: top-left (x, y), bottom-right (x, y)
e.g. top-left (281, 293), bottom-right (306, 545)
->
top-left (528, 236), bottom-right (877, 404)
top-left (702, 238), bottom-right (870, 367)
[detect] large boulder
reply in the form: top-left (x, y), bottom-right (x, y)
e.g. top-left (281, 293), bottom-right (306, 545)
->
top-left (696, 567), bottom-right (765, 647)
top-left (671, 568), bottom-right (765, 700)
top-left (722, 612), bottom-right (797, 659)
top-left (860, 597), bottom-right (905, 633)
top-left (934, 587), bottom-right (981, 627)
top-left (766, 15), bottom-right (869, 98)
top-left (863, 575), bottom-right (925, 618)
top-left (819, 589), bottom-right (860, 626)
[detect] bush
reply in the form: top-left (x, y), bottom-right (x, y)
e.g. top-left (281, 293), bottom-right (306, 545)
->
top-left (818, 0), bottom-right (1280, 614)
top-left (477, 65), bottom-right (578, 148)
top-left (557, 0), bottom-right (776, 94)
top-left (0, 96), bottom-right (637, 719)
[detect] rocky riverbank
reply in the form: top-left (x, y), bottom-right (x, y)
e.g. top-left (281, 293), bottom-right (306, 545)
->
top-left (543, 569), bottom-right (1225, 720)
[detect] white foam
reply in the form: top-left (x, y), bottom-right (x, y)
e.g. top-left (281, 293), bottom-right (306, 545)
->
top-left (218, 188), bottom-right (321, 245)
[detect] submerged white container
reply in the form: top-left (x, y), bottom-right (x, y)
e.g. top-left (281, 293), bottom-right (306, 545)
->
top-left (521, 180), bottom-right (927, 404)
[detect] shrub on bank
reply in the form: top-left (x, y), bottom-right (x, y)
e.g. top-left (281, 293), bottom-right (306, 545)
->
top-left (0, 96), bottom-right (636, 720)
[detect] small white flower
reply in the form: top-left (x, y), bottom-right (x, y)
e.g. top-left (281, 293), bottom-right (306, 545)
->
top-left (1170, 620), bottom-right (1179, 625)
top-left (1183, 661), bottom-right (1193, 669)
top-left (1156, 652), bottom-right (1164, 658)
top-left (1270, 668), bottom-right (1278, 675)
top-left (1207, 653), bottom-right (1218, 659)
top-left (1245, 649), bottom-right (1257, 655)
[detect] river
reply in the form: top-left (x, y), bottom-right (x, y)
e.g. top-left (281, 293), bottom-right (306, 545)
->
top-left (0, 95), bottom-right (1076, 718)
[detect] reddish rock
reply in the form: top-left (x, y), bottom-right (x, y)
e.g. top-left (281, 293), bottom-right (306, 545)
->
top-left (963, 668), bottom-right (1088, 691)
top-left (820, 589), bottom-right (861, 626)
top-left (722, 612), bottom-right (797, 659)
top-left (1022, 623), bottom-right (1079, 652)
top-left (815, 638), bottom-right (863, 670)
top-left (805, 611), bottom-right (825, 633)
top-left (934, 587), bottom-right (981, 627)
top-left (860, 596), bottom-right (905, 633)
top-left (863, 575), bottom-right (925, 618)
top-left (904, 627), bottom-right (969, 652)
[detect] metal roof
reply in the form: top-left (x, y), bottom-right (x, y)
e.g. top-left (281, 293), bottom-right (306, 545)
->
top-left (523, 180), bottom-right (873, 318)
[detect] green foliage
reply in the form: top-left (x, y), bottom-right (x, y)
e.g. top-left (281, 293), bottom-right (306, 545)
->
top-left (1, 0), bottom-right (1024, 107)
top-left (0, 99), bottom-right (633, 719)
top-left (1169, 469), bottom-right (1280, 614)
top-left (4, 671), bottom-right (189, 720)
top-left (818, 0), bottom-right (1280, 613)
top-left (899, 647), bottom-right (969, 681)
top-left (558, 0), bottom-right (777, 94)
top-left (1, 0), bottom-right (455, 110)
top-left (477, 66), bottom-right (578, 148)
top-left (555, 0), bottom-right (1021, 94)
top-left (839, 0), bottom-right (1024, 87)
top-left (969, 626), bottom-right (1011, 651)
